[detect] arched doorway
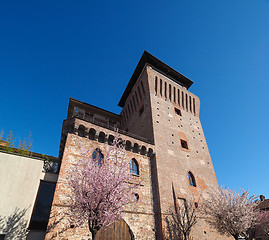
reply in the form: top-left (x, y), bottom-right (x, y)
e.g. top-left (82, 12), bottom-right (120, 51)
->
top-left (96, 219), bottom-right (134, 240)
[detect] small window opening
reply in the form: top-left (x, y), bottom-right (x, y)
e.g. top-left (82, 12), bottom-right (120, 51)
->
top-left (175, 107), bottom-right (182, 116)
top-left (185, 93), bottom-right (188, 111)
top-left (129, 158), bottom-right (139, 175)
top-left (125, 141), bottom-right (131, 151)
top-left (92, 148), bottom-right (104, 165)
top-left (139, 105), bottom-right (144, 116)
top-left (155, 76), bottom-right (158, 95)
top-left (132, 96), bottom-right (136, 111)
top-left (189, 96), bottom-right (192, 113)
top-left (177, 89), bottom-right (180, 105)
top-left (164, 82), bottom-right (167, 99)
top-left (193, 98), bottom-right (196, 115)
top-left (182, 91), bottom-right (184, 109)
top-left (135, 91), bottom-right (139, 104)
top-left (134, 193), bottom-right (139, 201)
top-left (130, 99), bottom-right (134, 113)
top-left (133, 143), bottom-right (139, 153)
top-left (194, 202), bottom-right (199, 208)
top-left (127, 105), bottom-right (131, 116)
top-left (98, 132), bottom-right (105, 143)
top-left (188, 171), bottom-right (196, 187)
top-left (89, 128), bottom-right (96, 140)
top-left (160, 79), bottom-right (163, 96)
top-left (108, 135), bottom-right (114, 145)
top-left (78, 125), bottom-right (86, 137)
top-left (141, 82), bottom-right (145, 95)
top-left (138, 86), bottom-right (142, 100)
top-left (169, 84), bottom-right (172, 101)
top-left (173, 87), bottom-right (176, 102)
top-left (181, 139), bottom-right (188, 149)
top-left (141, 146), bottom-right (146, 155)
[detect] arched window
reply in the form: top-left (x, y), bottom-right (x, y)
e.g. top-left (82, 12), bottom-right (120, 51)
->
top-left (89, 128), bottom-right (96, 140)
top-left (188, 171), bottom-right (196, 187)
top-left (78, 125), bottom-right (86, 137)
top-left (125, 140), bottom-right (131, 151)
top-left (92, 148), bottom-right (104, 165)
top-left (129, 158), bottom-right (139, 176)
top-left (98, 132), bottom-right (105, 143)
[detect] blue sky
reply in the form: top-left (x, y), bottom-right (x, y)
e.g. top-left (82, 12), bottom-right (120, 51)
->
top-left (1, 0), bottom-right (269, 197)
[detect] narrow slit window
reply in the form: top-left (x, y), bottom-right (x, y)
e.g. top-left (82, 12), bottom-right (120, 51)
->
top-left (169, 84), bottom-right (172, 101)
top-left (132, 96), bottom-right (136, 111)
top-left (139, 105), bottom-right (144, 116)
top-left (130, 99), bottom-right (134, 113)
top-left (135, 91), bottom-right (139, 104)
top-left (182, 91), bottom-right (184, 109)
top-left (124, 111), bottom-right (127, 123)
top-left (138, 86), bottom-right (142, 100)
top-left (141, 82), bottom-right (145, 95)
top-left (193, 98), bottom-right (196, 115)
top-left (164, 82), bottom-right (167, 98)
top-left (188, 171), bottom-right (196, 187)
top-left (185, 94), bottom-right (188, 111)
top-left (178, 89), bottom-right (180, 105)
top-left (189, 96), bottom-right (192, 113)
top-left (121, 114), bottom-right (124, 127)
top-left (155, 76), bottom-right (158, 95)
top-left (160, 79), bottom-right (163, 96)
top-left (173, 87), bottom-right (176, 102)
top-left (181, 139), bottom-right (188, 149)
top-left (125, 109), bottom-right (129, 120)
top-left (127, 104), bottom-right (131, 116)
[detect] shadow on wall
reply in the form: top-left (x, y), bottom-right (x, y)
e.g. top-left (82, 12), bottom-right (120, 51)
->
top-left (45, 212), bottom-right (69, 239)
top-left (0, 207), bottom-right (29, 240)
top-left (163, 184), bottom-right (197, 240)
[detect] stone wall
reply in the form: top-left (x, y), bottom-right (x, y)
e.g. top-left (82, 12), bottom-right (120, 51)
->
top-left (45, 127), bottom-right (156, 240)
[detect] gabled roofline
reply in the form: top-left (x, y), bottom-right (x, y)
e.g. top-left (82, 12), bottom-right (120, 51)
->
top-left (118, 51), bottom-right (193, 107)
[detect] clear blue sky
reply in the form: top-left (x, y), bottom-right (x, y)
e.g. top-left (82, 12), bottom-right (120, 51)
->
top-left (1, 0), bottom-right (269, 197)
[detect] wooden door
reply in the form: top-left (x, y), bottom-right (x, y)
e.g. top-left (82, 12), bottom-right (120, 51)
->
top-left (96, 219), bottom-right (134, 240)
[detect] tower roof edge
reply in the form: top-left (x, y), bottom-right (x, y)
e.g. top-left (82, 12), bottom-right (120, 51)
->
top-left (118, 51), bottom-right (193, 107)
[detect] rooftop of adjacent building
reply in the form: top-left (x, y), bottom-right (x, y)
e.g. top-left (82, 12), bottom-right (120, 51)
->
top-left (0, 141), bottom-right (59, 173)
top-left (259, 195), bottom-right (269, 210)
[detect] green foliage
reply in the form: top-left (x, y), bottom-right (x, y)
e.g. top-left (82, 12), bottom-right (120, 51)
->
top-left (0, 130), bottom-right (33, 156)
top-left (18, 132), bottom-right (32, 156)
top-left (3, 131), bottom-right (15, 153)
top-left (0, 130), bottom-right (3, 141)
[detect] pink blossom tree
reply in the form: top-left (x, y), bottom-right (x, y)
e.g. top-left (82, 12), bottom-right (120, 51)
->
top-left (67, 134), bottom-right (139, 240)
top-left (201, 187), bottom-right (258, 240)
top-left (247, 210), bottom-right (269, 239)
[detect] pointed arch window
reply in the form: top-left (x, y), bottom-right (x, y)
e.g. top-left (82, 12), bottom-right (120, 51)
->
top-left (129, 158), bottom-right (139, 176)
top-left (188, 171), bottom-right (196, 187)
top-left (92, 148), bottom-right (104, 165)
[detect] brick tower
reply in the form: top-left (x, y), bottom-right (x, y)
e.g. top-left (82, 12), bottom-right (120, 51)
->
top-left (118, 51), bottom-right (226, 239)
top-left (46, 51), bottom-right (228, 240)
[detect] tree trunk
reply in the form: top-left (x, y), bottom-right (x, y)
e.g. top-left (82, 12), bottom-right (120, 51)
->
top-left (91, 229), bottom-right (97, 240)
top-left (183, 232), bottom-right (188, 240)
top-left (232, 234), bottom-right (239, 240)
